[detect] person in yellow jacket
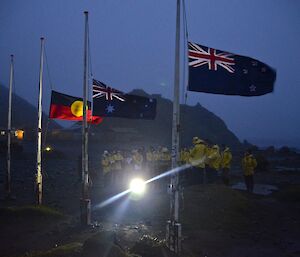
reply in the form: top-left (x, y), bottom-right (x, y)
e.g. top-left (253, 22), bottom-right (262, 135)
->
top-left (189, 137), bottom-right (207, 168)
top-left (189, 137), bottom-right (207, 184)
top-left (146, 147), bottom-right (155, 178)
top-left (206, 144), bottom-right (221, 183)
top-left (101, 151), bottom-right (111, 186)
top-left (108, 151), bottom-right (117, 186)
top-left (205, 144), bottom-right (213, 167)
top-left (207, 145), bottom-right (221, 170)
top-left (114, 151), bottom-right (124, 187)
top-left (152, 149), bottom-right (159, 162)
top-left (180, 148), bottom-right (190, 165)
top-left (242, 150), bottom-right (257, 193)
top-left (220, 146), bottom-right (232, 185)
top-left (160, 147), bottom-right (171, 161)
top-left (132, 149), bottom-right (143, 171)
top-left (180, 148), bottom-right (190, 186)
top-left (146, 147), bottom-right (154, 162)
top-left (114, 151), bottom-right (124, 170)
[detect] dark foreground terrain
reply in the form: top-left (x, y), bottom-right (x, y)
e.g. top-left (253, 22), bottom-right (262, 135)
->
top-left (0, 142), bottom-right (299, 257)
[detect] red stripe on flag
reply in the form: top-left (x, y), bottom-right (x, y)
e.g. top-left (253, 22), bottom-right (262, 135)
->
top-left (49, 104), bottom-right (103, 124)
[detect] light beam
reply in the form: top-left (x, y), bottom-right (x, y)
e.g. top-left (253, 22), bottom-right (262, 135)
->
top-left (94, 158), bottom-right (205, 210)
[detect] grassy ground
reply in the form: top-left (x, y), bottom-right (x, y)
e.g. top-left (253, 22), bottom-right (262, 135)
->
top-left (23, 242), bottom-right (82, 257)
top-left (0, 173), bottom-right (299, 257)
top-left (182, 185), bottom-right (253, 231)
top-left (273, 184), bottom-right (300, 202)
top-left (0, 205), bottom-right (63, 220)
top-left (0, 205), bottom-right (68, 257)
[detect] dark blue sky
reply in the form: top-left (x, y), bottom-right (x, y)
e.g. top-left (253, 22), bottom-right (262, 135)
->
top-left (1, 0), bottom-right (299, 147)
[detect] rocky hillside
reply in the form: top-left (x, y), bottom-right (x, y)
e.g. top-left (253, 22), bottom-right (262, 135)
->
top-left (0, 84), bottom-right (60, 132)
top-left (90, 89), bottom-right (240, 149)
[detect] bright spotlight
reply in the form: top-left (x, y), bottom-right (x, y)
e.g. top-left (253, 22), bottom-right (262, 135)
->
top-left (45, 146), bottom-right (52, 152)
top-left (129, 178), bottom-right (146, 194)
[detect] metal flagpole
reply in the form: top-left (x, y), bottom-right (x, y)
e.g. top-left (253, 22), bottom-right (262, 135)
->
top-left (6, 54), bottom-right (14, 199)
top-left (36, 37), bottom-right (44, 205)
top-left (80, 11), bottom-right (91, 225)
top-left (167, 0), bottom-right (181, 253)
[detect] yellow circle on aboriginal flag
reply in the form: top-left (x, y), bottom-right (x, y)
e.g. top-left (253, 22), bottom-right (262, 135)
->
top-left (71, 101), bottom-right (84, 117)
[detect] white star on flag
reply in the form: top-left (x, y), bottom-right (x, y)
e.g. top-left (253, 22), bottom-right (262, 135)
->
top-left (249, 85), bottom-right (256, 92)
top-left (106, 104), bottom-right (115, 113)
top-left (243, 69), bottom-right (248, 74)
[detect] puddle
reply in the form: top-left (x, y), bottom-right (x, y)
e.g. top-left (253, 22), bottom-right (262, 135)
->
top-left (274, 166), bottom-right (299, 172)
top-left (232, 182), bottom-right (278, 195)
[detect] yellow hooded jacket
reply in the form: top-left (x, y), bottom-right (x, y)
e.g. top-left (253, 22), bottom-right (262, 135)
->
top-left (242, 154), bottom-right (257, 176)
top-left (180, 149), bottom-right (190, 164)
top-left (114, 153), bottom-right (124, 171)
top-left (132, 152), bottom-right (143, 165)
top-left (207, 145), bottom-right (221, 170)
top-left (189, 143), bottom-right (207, 168)
top-left (221, 148), bottom-right (232, 169)
top-left (102, 156), bottom-right (111, 174)
top-left (146, 151), bottom-right (154, 162)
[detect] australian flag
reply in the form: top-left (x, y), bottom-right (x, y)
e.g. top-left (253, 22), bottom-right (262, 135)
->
top-left (188, 41), bottom-right (276, 96)
top-left (92, 79), bottom-right (157, 119)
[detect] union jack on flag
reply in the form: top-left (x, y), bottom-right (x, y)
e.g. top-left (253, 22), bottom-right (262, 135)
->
top-left (92, 79), bottom-right (125, 102)
top-left (188, 41), bottom-right (276, 96)
top-left (92, 78), bottom-right (157, 119)
top-left (188, 42), bottom-right (235, 73)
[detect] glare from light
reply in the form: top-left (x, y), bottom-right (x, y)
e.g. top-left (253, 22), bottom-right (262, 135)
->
top-left (94, 189), bottom-right (130, 209)
top-left (129, 178), bottom-right (146, 194)
top-left (145, 163), bottom-right (192, 184)
top-left (94, 162), bottom-right (198, 210)
top-left (45, 146), bottom-right (51, 152)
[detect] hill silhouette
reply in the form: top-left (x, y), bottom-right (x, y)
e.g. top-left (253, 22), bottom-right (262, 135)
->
top-left (0, 84), bottom-right (60, 133)
top-left (0, 85), bottom-right (240, 148)
top-left (89, 89), bottom-right (241, 148)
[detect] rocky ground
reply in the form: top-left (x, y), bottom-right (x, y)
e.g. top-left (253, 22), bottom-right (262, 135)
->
top-left (0, 142), bottom-right (299, 257)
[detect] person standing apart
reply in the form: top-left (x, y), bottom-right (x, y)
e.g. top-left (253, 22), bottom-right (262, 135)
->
top-left (242, 150), bottom-right (257, 193)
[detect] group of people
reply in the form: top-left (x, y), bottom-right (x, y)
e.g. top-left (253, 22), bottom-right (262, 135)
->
top-left (101, 146), bottom-right (172, 189)
top-left (181, 136), bottom-right (257, 192)
top-left (179, 137), bottom-right (233, 186)
top-left (100, 136), bottom-right (258, 193)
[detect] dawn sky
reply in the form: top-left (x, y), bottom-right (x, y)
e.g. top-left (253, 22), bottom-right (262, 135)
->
top-left (0, 0), bottom-right (299, 147)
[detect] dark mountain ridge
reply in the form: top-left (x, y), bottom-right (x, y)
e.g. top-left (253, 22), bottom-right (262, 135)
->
top-left (0, 84), bottom-right (60, 132)
top-left (0, 84), bottom-right (240, 148)
top-left (89, 89), bottom-right (241, 149)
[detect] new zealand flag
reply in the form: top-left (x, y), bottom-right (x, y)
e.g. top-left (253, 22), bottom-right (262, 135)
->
top-left (92, 79), bottom-right (157, 120)
top-left (188, 41), bottom-right (276, 96)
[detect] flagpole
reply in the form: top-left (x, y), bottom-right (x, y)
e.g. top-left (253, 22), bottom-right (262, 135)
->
top-left (167, 0), bottom-right (181, 253)
top-left (80, 11), bottom-right (91, 225)
top-left (6, 54), bottom-right (14, 199)
top-left (36, 37), bottom-right (44, 205)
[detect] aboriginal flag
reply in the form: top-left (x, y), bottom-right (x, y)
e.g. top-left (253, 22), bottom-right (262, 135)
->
top-left (49, 90), bottom-right (103, 124)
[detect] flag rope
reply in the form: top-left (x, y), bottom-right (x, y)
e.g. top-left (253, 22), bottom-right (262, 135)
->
top-left (44, 46), bottom-right (54, 91)
top-left (180, 0), bottom-right (189, 139)
top-left (87, 13), bottom-right (93, 126)
top-left (42, 45), bottom-right (52, 150)
top-left (183, 0), bottom-right (189, 106)
top-left (41, 45), bottom-right (51, 178)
